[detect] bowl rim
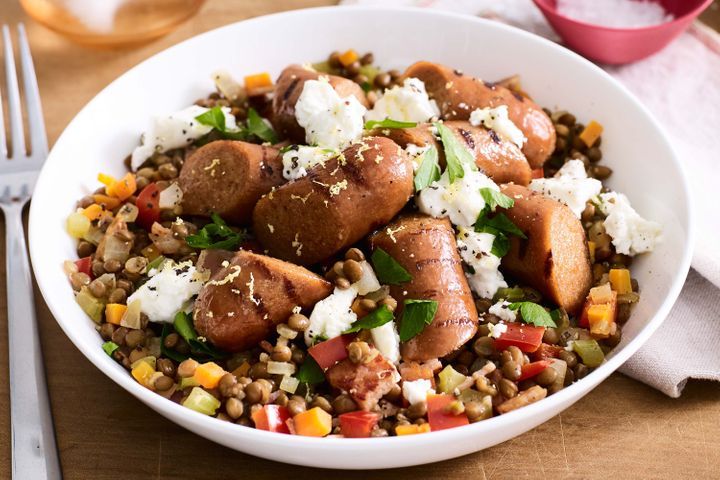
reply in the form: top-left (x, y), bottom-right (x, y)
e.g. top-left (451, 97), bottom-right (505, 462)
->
top-left (28, 4), bottom-right (695, 456)
top-left (532, 0), bottom-right (713, 33)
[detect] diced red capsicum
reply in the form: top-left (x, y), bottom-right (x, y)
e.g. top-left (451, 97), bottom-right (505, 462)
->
top-left (308, 334), bottom-right (356, 370)
top-left (339, 411), bottom-right (380, 438)
top-left (75, 256), bottom-right (93, 278)
top-left (251, 405), bottom-right (291, 434)
top-left (135, 183), bottom-right (161, 230)
top-left (532, 343), bottom-right (564, 361)
top-left (426, 394), bottom-right (469, 431)
top-left (517, 360), bottom-right (550, 381)
top-left (494, 323), bottom-right (545, 353)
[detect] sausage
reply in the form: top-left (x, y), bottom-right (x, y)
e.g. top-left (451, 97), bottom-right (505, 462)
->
top-left (379, 120), bottom-right (531, 185)
top-left (196, 249), bottom-right (235, 277)
top-left (369, 215), bottom-right (478, 362)
top-left (194, 250), bottom-right (333, 352)
top-left (325, 352), bottom-right (398, 411)
top-left (252, 136), bottom-right (414, 265)
top-left (500, 184), bottom-right (592, 314)
top-left (272, 65), bottom-right (369, 143)
top-left (178, 140), bottom-right (284, 224)
top-left (402, 61), bottom-right (555, 168)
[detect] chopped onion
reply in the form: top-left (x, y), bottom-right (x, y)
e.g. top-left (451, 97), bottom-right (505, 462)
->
top-left (267, 361), bottom-right (296, 376)
top-left (213, 70), bottom-right (245, 102)
top-left (63, 260), bottom-right (78, 276)
top-left (82, 225), bottom-right (104, 246)
top-left (116, 203), bottom-right (139, 222)
top-left (279, 375), bottom-right (299, 394)
top-left (102, 234), bottom-right (132, 263)
top-left (96, 273), bottom-right (116, 291)
top-left (159, 183), bottom-right (183, 210)
top-left (353, 261), bottom-right (381, 295)
top-left (121, 299), bottom-right (142, 329)
top-left (276, 324), bottom-right (298, 340)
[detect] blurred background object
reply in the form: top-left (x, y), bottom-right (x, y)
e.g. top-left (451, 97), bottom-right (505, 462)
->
top-left (20, 0), bottom-right (206, 47)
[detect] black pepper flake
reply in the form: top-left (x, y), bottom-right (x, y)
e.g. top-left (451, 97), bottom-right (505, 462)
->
top-left (489, 130), bottom-right (501, 144)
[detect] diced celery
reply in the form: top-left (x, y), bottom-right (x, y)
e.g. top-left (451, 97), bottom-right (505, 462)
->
top-left (438, 365), bottom-right (467, 394)
top-left (75, 287), bottom-right (105, 323)
top-left (267, 361), bottom-right (296, 376)
top-left (494, 286), bottom-right (525, 302)
top-left (458, 388), bottom-right (484, 403)
top-left (82, 225), bottom-right (104, 245)
top-left (280, 375), bottom-right (300, 394)
top-left (359, 64), bottom-right (379, 85)
top-left (102, 341), bottom-right (119, 356)
top-left (312, 61), bottom-right (335, 74)
top-left (182, 387), bottom-right (221, 415)
top-left (179, 376), bottom-right (200, 389)
top-left (130, 356), bottom-right (157, 370)
top-left (572, 339), bottom-right (605, 368)
top-left (66, 211), bottom-right (91, 238)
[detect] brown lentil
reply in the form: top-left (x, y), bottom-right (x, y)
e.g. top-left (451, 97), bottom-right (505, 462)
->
top-left (76, 241), bottom-right (95, 258)
top-left (69, 272), bottom-right (91, 291)
top-left (343, 259), bottom-right (364, 283)
top-left (536, 366), bottom-right (558, 386)
top-left (128, 348), bottom-right (148, 364)
top-left (559, 350), bottom-right (578, 368)
top-left (125, 256), bottom-right (148, 274)
top-left (345, 247), bottom-right (365, 262)
top-left (99, 323), bottom-right (115, 340)
top-left (158, 163), bottom-right (178, 179)
top-left (287, 396), bottom-right (307, 417)
top-left (360, 52), bottom-right (374, 65)
top-left (111, 327), bottom-right (128, 346)
top-left (359, 298), bottom-right (377, 312)
top-left (475, 376), bottom-right (498, 396)
top-left (331, 394), bottom-right (357, 415)
top-left (345, 61), bottom-right (361, 76)
top-left (88, 278), bottom-right (107, 298)
top-left (249, 362), bottom-right (269, 379)
top-left (226, 397), bottom-right (244, 419)
top-left (473, 336), bottom-right (495, 357)
top-left (474, 298), bottom-right (492, 313)
top-left (154, 375), bottom-right (174, 391)
top-left (379, 296), bottom-right (397, 312)
top-left (502, 360), bottom-right (521, 381)
top-left (465, 400), bottom-right (491, 422)
top-left (245, 381), bottom-right (269, 405)
top-left (543, 328), bottom-right (560, 345)
top-left (335, 277), bottom-right (351, 289)
top-left (108, 287), bottom-right (127, 304)
top-left (288, 313), bottom-right (310, 332)
top-left (163, 332), bottom-right (179, 349)
top-left (271, 345), bottom-right (292, 362)
top-left (590, 165), bottom-right (613, 180)
top-left (574, 364), bottom-right (590, 380)
top-left (374, 72), bottom-right (391, 88)
top-left (177, 359), bottom-right (199, 378)
top-left (124, 329), bottom-right (145, 349)
top-left (156, 358), bottom-right (176, 377)
top-left (499, 378), bottom-right (519, 399)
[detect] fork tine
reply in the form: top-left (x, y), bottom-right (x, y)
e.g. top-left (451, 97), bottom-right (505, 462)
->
top-left (18, 23), bottom-right (47, 159)
top-left (2, 25), bottom-right (26, 159)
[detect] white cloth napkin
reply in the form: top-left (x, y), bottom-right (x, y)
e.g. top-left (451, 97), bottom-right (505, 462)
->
top-left (343, 0), bottom-right (720, 397)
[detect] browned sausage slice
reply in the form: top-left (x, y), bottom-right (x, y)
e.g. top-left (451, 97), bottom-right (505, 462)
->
top-left (370, 215), bottom-right (478, 362)
top-left (325, 352), bottom-right (398, 411)
top-left (194, 250), bottom-right (333, 352)
top-left (272, 65), bottom-right (369, 143)
top-left (500, 184), bottom-right (592, 314)
top-left (178, 140), bottom-right (284, 224)
top-left (379, 120), bottom-right (532, 186)
top-left (252, 136), bottom-right (414, 266)
top-left (402, 61), bottom-right (555, 169)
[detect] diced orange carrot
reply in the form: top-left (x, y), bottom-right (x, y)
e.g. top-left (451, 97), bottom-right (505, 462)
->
top-left (105, 303), bottom-right (127, 325)
top-left (579, 120), bottom-right (603, 148)
top-left (106, 173), bottom-right (137, 200)
top-left (587, 241), bottom-right (596, 264)
top-left (193, 362), bottom-right (227, 389)
top-left (244, 72), bottom-right (273, 96)
top-left (131, 361), bottom-right (155, 388)
top-left (81, 203), bottom-right (104, 221)
top-left (92, 194), bottom-right (121, 210)
top-left (231, 361), bottom-right (251, 379)
top-left (609, 268), bottom-right (632, 294)
top-left (97, 173), bottom-right (116, 186)
top-left (395, 423), bottom-right (431, 436)
top-left (293, 407), bottom-right (332, 437)
top-left (338, 49), bottom-right (359, 67)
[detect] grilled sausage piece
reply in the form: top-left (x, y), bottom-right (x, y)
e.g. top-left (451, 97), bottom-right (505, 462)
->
top-left (325, 352), bottom-right (398, 411)
top-left (272, 65), bottom-right (369, 143)
top-left (178, 140), bottom-right (284, 224)
top-left (194, 250), bottom-right (332, 352)
top-left (252, 137), bottom-right (414, 266)
top-left (370, 215), bottom-right (478, 362)
top-left (380, 121), bottom-right (532, 186)
top-left (402, 61), bottom-right (556, 169)
top-left (500, 184), bottom-right (592, 314)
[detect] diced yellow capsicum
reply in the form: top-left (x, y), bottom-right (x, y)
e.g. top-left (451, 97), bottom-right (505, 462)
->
top-left (609, 268), bottom-right (632, 294)
top-left (395, 423), bottom-right (431, 436)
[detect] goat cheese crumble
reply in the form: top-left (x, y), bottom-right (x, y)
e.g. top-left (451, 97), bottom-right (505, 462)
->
top-left (469, 105), bottom-right (526, 149)
top-left (371, 321), bottom-right (401, 365)
top-left (416, 165), bottom-right (499, 227)
top-left (131, 105), bottom-right (236, 170)
top-left (488, 300), bottom-right (518, 323)
top-left (487, 321), bottom-right (508, 339)
top-left (281, 146), bottom-right (336, 180)
top-left (127, 261), bottom-right (208, 323)
top-left (402, 379), bottom-right (435, 405)
top-left (529, 159), bottom-right (602, 218)
top-left (456, 227), bottom-right (507, 299)
top-left (365, 78), bottom-right (440, 123)
top-left (294, 77), bottom-right (366, 149)
top-left (599, 192), bottom-right (662, 256)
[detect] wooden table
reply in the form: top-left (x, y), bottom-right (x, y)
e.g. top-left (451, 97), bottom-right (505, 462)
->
top-left (1, 1), bottom-right (719, 478)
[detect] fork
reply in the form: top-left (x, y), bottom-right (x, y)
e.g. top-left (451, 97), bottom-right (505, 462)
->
top-left (0, 24), bottom-right (62, 479)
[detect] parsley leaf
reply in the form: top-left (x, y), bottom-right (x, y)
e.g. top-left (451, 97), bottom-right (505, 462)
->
top-left (295, 356), bottom-right (325, 385)
top-left (185, 213), bottom-right (244, 250)
top-left (475, 212), bottom-right (526, 240)
top-left (246, 107), bottom-right (278, 144)
top-left (474, 189), bottom-right (524, 258)
top-left (364, 119), bottom-right (418, 130)
top-left (371, 248), bottom-right (412, 285)
top-left (102, 341), bottom-right (119, 357)
top-left (344, 305), bottom-right (394, 333)
top-left (434, 122), bottom-right (476, 183)
top-left (173, 311), bottom-right (228, 360)
top-left (479, 187), bottom-right (514, 211)
top-left (508, 302), bottom-right (557, 328)
top-left (413, 146), bottom-right (441, 192)
top-left (195, 107), bottom-right (227, 131)
top-left (399, 299), bottom-right (439, 342)
top-left (160, 323), bottom-right (189, 362)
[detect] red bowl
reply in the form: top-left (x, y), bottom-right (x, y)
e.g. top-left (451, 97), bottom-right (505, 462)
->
top-left (532, 0), bottom-right (713, 64)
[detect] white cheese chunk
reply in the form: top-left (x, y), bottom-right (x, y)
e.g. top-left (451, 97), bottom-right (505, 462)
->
top-left (127, 261), bottom-right (207, 323)
top-left (417, 165), bottom-right (499, 228)
top-left (599, 192), bottom-right (662, 256)
top-left (365, 77), bottom-right (439, 123)
top-left (405, 143), bottom-right (431, 172)
top-left (305, 286), bottom-right (358, 345)
top-left (131, 105), bottom-right (236, 170)
top-left (488, 300), bottom-right (517, 323)
top-left (487, 321), bottom-right (508, 338)
top-left (529, 159), bottom-right (602, 217)
top-left (469, 105), bottom-right (526, 149)
top-left (281, 146), bottom-right (336, 180)
top-left (353, 261), bottom-right (381, 295)
top-left (294, 77), bottom-right (366, 149)
top-left (402, 379), bottom-right (435, 405)
top-left (371, 321), bottom-right (400, 365)
top-left (456, 227), bottom-right (507, 299)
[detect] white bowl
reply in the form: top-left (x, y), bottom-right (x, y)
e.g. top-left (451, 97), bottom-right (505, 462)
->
top-left (29, 6), bottom-right (693, 469)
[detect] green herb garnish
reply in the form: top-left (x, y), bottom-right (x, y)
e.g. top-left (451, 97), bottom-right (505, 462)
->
top-left (413, 146), bottom-right (441, 192)
top-left (295, 356), bottom-right (326, 385)
top-left (434, 122), bottom-right (476, 183)
top-left (160, 323), bottom-right (189, 362)
top-left (371, 247), bottom-right (412, 285)
top-left (246, 107), bottom-right (279, 144)
top-left (173, 311), bottom-right (227, 360)
top-left (195, 106), bottom-right (228, 131)
top-left (102, 341), bottom-right (120, 357)
top-left (399, 299), bottom-right (439, 342)
top-left (195, 106), bottom-right (278, 144)
top-left (364, 119), bottom-right (418, 130)
top-left (508, 302), bottom-right (556, 328)
top-left (144, 255), bottom-right (167, 274)
top-left (479, 187), bottom-right (515, 211)
top-left (185, 213), bottom-right (244, 250)
top-left (344, 305), bottom-right (394, 333)
top-left (474, 188), bottom-right (524, 258)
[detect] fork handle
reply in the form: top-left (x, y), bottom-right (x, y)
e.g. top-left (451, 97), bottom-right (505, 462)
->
top-left (3, 202), bottom-right (62, 480)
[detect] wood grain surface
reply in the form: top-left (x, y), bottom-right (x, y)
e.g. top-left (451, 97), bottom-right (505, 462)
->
top-left (1, 1), bottom-right (719, 478)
